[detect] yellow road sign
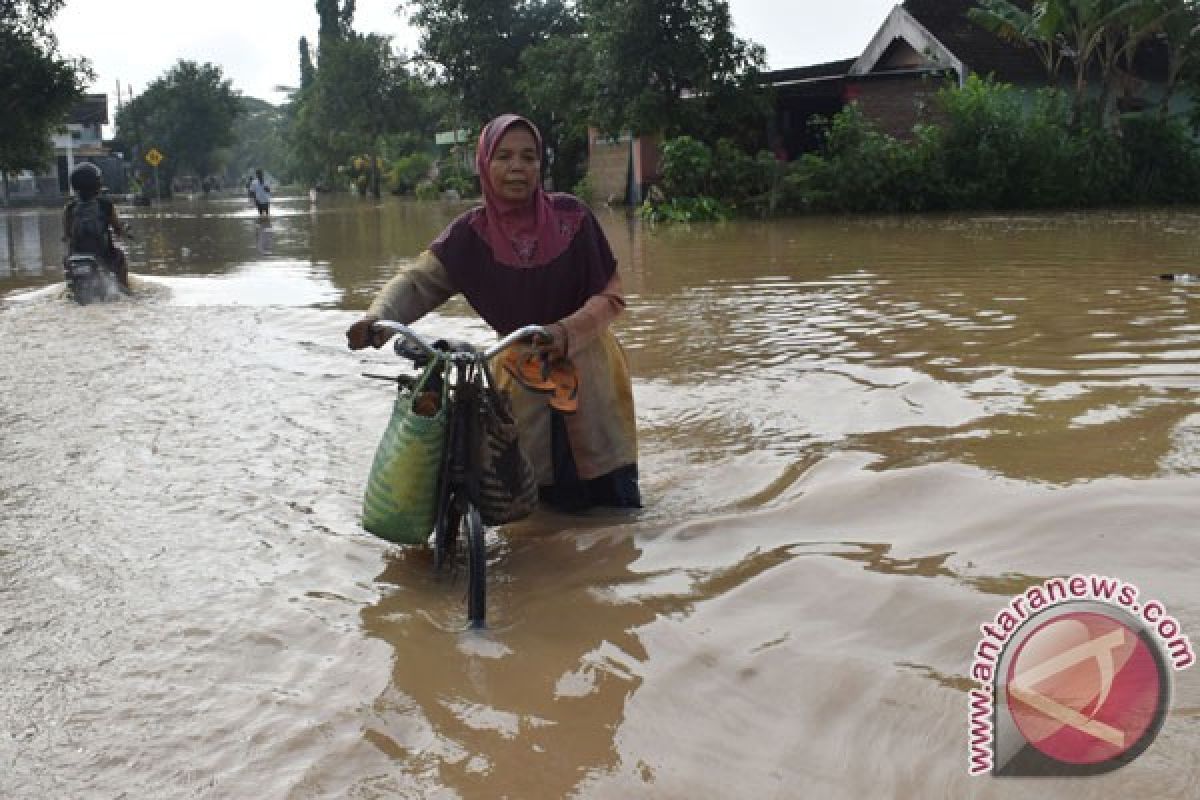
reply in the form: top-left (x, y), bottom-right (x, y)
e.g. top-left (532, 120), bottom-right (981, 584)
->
top-left (144, 148), bottom-right (163, 167)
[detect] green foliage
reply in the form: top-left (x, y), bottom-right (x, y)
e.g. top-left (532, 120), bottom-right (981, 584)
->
top-left (414, 181), bottom-right (440, 201)
top-left (966, 0), bottom-right (1200, 130)
top-left (115, 60), bottom-right (242, 185)
top-left (436, 156), bottom-right (475, 195)
top-left (1119, 114), bottom-right (1200, 204)
top-left (226, 97), bottom-right (287, 185)
top-left (299, 36), bottom-right (316, 89)
top-left (772, 75), bottom-right (1200, 214)
top-left (922, 74), bottom-right (1034, 208)
top-left (787, 105), bottom-right (921, 213)
top-left (638, 195), bottom-right (731, 223)
top-left (572, 173), bottom-right (596, 205)
top-left (648, 135), bottom-right (771, 220)
top-left (659, 136), bottom-right (713, 197)
top-left (345, 155), bottom-right (386, 195)
top-left (316, 0), bottom-right (357, 40)
top-left (583, 0), bottom-right (767, 138)
top-left (409, 0), bottom-right (577, 123)
top-left (643, 74), bottom-right (1200, 217)
top-left (285, 30), bottom-right (426, 194)
top-left (968, 0), bottom-right (1063, 80)
top-left (387, 152), bottom-right (434, 194)
top-left (0, 1), bottom-right (93, 174)
top-left (710, 140), bottom-right (779, 211)
top-left (408, 1), bottom-right (592, 191)
top-left (516, 32), bottom-right (592, 191)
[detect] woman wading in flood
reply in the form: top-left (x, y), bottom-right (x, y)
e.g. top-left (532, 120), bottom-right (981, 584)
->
top-left (346, 114), bottom-right (641, 512)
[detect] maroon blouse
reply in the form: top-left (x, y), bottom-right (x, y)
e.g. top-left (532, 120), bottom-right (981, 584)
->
top-left (430, 194), bottom-right (617, 335)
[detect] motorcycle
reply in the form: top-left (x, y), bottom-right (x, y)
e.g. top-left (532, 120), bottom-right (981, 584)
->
top-left (62, 253), bottom-right (123, 305)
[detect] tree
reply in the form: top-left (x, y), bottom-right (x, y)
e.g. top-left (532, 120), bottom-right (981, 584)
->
top-left (299, 36), bottom-right (317, 89)
top-left (227, 97), bottom-right (288, 185)
top-left (408, 0), bottom-right (578, 123)
top-left (288, 30), bottom-right (426, 194)
top-left (516, 33), bottom-right (595, 189)
top-left (316, 0), bottom-right (358, 42)
top-left (969, 0), bottom-right (1067, 81)
top-left (1123, 0), bottom-right (1200, 117)
top-left (582, 0), bottom-right (767, 140)
top-left (0, 0), bottom-right (93, 179)
top-left (115, 61), bottom-right (242, 187)
top-left (970, 0), bottom-right (1170, 127)
top-left (1037, 0), bottom-right (1148, 125)
top-left (323, 33), bottom-right (423, 197)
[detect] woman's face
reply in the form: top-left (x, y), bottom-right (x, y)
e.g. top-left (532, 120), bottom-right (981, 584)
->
top-left (488, 125), bottom-right (540, 203)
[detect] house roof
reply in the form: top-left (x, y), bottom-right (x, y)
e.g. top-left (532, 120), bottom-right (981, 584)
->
top-left (69, 94), bottom-right (109, 126)
top-left (765, 59), bottom-right (857, 87)
top-left (852, 4), bottom-right (965, 81)
top-left (770, 2), bottom-right (1047, 87)
top-left (770, 0), bottom-right (1168, 91)
top-left (902, 0), bottom-right (1046, 82)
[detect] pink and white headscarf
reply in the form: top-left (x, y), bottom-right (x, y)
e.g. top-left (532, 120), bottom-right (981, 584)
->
top-left (470, 114), bottom-right (584, 268)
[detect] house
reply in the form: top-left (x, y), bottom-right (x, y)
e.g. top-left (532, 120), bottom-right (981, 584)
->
top-left (590, 0), bottom-right (1024, 200)
top-left (771, 0), bottom-right (1173, 157)
top-left (584, 129), bottom-right (661, 207)
top-left (588, 0), bottom-right (1175, 201)
top-left (2, 93), bottom-right (127, 206)
top-left (770, 0), bottom-right (1051, 158)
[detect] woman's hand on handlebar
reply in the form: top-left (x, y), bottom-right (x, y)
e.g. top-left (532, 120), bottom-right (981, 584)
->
top-left (346, 315), bottom-right (382, 350)
top-left (531, 323), bottom-right (567, 359)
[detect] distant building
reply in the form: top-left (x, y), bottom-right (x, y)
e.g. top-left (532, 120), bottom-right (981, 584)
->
top-left (584, 129), bottom-right (661, 207)
top-left (769, 0), bottom-right (1175, 158)
top-left (3, 93), bottom-right (127, 206)
top-left (588, 0), bottom-right (1178, 201)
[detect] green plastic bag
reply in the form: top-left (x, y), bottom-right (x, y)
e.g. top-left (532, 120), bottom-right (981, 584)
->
top-left (362, 362), bottom-right (447, 544)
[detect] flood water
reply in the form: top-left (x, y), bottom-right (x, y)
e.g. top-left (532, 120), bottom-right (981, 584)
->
top-left (2, 192), bottom-right (1198, 798)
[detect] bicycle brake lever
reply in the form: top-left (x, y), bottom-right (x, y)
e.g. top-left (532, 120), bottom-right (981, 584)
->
top-left (362, 372), bottom-right (418, 390)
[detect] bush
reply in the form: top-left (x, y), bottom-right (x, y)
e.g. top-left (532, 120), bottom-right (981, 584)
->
top-left (1119, 115), bottom-right (1200, 204)
top-left (436, 159), bottom-right (475, 197)
top-left (638, 195), bottom-right (732, 223)
top-left (414, 181), bottom-right (439, 202)
top-left (650, 75), bottom-right (1200, 216)
top-left (387, 153), bottom-right (434, 195)
top-left (786, 105), bottom-right (921, 213)
top-left (929, 75), bottom-right (1031, 208)
top-left (710, 139), bottom-right (775, 212)
top-left (572, 174), bottom-right (596, 205)
top-left (653, 135), bottom-right (777, 217)
top-left (660, 136), bottom-right (713, 198)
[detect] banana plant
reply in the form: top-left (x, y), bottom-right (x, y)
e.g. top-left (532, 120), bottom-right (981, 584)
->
top-left (969, 0), bottom-right (1067, 80)
top-left (1132, 0), bottom-right (1200, 117)
top-left (1038, 0), bottom-right (1148, 124)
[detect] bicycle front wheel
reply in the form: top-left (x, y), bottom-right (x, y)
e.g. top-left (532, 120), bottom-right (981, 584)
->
top-left (461, 504), bottom-right (486, 627)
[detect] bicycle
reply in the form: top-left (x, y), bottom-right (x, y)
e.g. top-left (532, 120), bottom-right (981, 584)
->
top-left (365, 319), bottom-right (549, 628)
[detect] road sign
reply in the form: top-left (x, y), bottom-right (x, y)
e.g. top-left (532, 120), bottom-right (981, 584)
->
top-left (144, 148), bottom-right (163, 167)
top-left (435, 129), bottom-right (470, 145)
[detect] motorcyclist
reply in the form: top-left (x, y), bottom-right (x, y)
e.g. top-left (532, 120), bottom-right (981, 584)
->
top-left (62, 162), bottom-right (131, 292)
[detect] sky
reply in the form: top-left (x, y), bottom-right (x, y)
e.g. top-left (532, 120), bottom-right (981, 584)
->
top-left (52, 0), bottom-right (901, 128)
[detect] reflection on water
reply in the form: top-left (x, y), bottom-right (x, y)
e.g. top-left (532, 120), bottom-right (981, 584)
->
top-left (2, 195), bottom-right (1198, 798)
top-left (255, 218), bottom-right (274, 255)
top-left (0, 210), bottom-right (61, 285)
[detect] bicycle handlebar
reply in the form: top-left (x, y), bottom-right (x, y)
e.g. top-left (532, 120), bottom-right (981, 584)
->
top-left (370, 320), bottom-right (550, 363)
top-left (484, 324), bottom-right (552, 359)
top-left (371, 320), bottom-right (438, 360)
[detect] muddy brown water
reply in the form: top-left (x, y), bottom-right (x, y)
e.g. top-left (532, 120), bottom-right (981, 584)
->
top-left (2, 193), bottom-right (1198, 798)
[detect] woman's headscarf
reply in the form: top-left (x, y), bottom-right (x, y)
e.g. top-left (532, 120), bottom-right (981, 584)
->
top-left (470, 114), bottom-right (584, 268)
